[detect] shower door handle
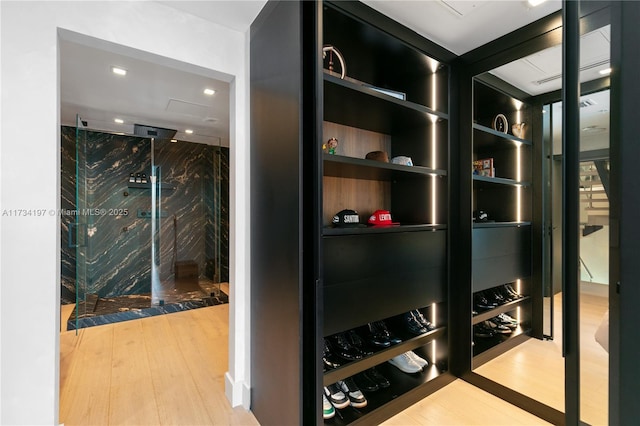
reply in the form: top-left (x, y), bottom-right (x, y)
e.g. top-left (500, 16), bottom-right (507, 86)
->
top-left (68, 223), bottom-right (87, 248)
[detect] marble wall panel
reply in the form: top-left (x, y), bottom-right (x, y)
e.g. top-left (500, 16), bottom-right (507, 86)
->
top-left (60, 126), bottom-right (229, 304)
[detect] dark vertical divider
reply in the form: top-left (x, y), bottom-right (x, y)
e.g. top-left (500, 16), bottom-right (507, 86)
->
top-left (610, 1), bottom-right (640, 424)
top-left (250, 1), bottom-right (311, 424)
top-left (449, 62), bottom-right (472, 377)
top-left (561, 1), bottom-right (580, 423)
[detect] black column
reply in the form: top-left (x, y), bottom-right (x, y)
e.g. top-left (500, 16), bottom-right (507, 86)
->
top-left (610, 1), bottom-right (640, 424)
top-left (562, 0), bottom-right (580, 424)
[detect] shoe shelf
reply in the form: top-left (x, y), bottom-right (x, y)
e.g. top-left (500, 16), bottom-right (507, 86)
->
top-left (473, 221), bottom-right (531, 229)
top-left (325, 362), bottom-right (453, 426)
top-left (323, 326), bottom-right (446, 386)
top-left (472, 326), bottom-right (532, 369)
top-left (324, 154), bottom-right (447, 180)
top-left (473, 174), bottom-right (530, 188)
top-left (472, 296), bottom-right (531, 325)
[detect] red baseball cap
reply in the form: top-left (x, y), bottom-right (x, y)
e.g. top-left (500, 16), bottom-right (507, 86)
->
top-left (367, 210), bottom-right (400, 227)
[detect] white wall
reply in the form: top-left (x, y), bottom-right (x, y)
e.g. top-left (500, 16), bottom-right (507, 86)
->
top-left (0, 1), bottom-right (251, 424)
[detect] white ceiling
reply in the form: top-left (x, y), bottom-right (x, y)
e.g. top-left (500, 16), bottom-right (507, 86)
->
top-left (60, 0), bottom-right (610, 151)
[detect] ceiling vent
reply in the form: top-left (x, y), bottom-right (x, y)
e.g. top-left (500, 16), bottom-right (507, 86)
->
top-left (579, 99), bottom-right (598, 108)
top-left (133, 124), bottom-right (177, 140)
top-left (533, 59), bottom-right (610, 86)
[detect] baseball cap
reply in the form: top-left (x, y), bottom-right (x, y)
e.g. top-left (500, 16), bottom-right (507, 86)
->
top-left (367, 209), bottom-right (400, 227)
top-left (365, 151), bottom-right (389, 162)
top-left (391, 156), bottom-right (413, 166)
top-left (332, 209), bottom-right (366, 228)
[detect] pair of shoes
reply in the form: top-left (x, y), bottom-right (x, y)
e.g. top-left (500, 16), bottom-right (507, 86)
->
top-left (388, 351), bottom-right (428, 373)
top-left (324, 384), bottom-right (349, 410)
top-left (484, 319), bottom-right (512, 335)
top-left (504, 284), bottom-right (522, 299)
top-left (474, 292), bottom-right (497, 311)
top-left (363, 367), bottom-right (390, 388)
top-left (485, 288), bottom-right (506, 305)
top-left (346, 329), bottom-right (373, 356)
top-left (402, 310), bottom-right (435, 335)
top-left (354, 371), bottom-right (378, 392)
top-left (366, 321), bottom-right (402, 347)
top-left (322, 394), bottom-right (335, 419)
top-left (338, 378), bottom-right (367, 408)
top-left (496, 312), bottom-right (518, 329)
top-left (402, 311), bottom-right (428, 335)
top-left (474, 323), bottom-right (495, 338)
top-left (412, 309), bottom-right (436, 331)
top-left (323, 339), bottom-right (342, 370)
top-left (327, 332), bottom-right (363, 362)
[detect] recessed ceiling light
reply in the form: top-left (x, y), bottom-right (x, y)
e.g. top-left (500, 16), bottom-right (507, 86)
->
top-left (599, 68), bottom-right (612, 75)
top-left (170, 139), bottom-right (178, 143)
top-left (203, 88), bottom-right (216, 96)
top-left (111, 66), bottom-right (127, 76)
top-left (185, 129), bottom-right (194, 134)
top-left (114, 118), bottom-right (124, 124)
top-left (528, 0), bottom-right (547, 6)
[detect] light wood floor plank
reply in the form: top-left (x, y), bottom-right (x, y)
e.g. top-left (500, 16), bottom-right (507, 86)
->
top-left (60, 325), bottom-right (114, 425)
top-left (109, 318), bottom-right (160, 425)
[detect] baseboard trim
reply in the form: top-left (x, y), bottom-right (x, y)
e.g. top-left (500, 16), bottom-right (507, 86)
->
top-left (225, 371), bottom-right (250, 408)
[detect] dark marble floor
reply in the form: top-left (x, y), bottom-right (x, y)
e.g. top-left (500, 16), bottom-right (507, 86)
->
top-left (65, 279), bottom-right (228, 331)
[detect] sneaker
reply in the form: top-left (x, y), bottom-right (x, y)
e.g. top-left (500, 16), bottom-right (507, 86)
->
top-left (346, 329), bottom-right (373, 356)
top-left (412, 309), bottom-right (436, 331)
top-left (402, 311), bottom-right (428, 335)
top-left (388, 352), bottom-right (422, 373)
top-left (484, 319), bottom-right (512, 335)
top-left (364, 367), bottom-right (390, 388)
top-left (353, 371), bottom-right (378, 392)
top-left (322, 393), bottom-right (335, 419)
top-left (324, 384), bottom-right (349, 409)
top-left (406, 350), bottom-right (429, 368)
top-left (338, 377), bottom-right (367, 408)
top-left (474, 323), bottom-right (495, 338)
top-left (504, 284), bottom-right (522, 299)
top-left (496, 313), bottom-right (518, 329)
top-left (328, 332), bottom-right (363, 361)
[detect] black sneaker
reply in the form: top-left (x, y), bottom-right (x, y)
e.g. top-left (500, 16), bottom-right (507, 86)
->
top-left (505, 284), bottom-right (522, 299)
top-left (412, 309), bottom-right (436, 331)
top-left (346, 329), bottom-right (373, 356)
top-left (372, 320), bottom-right (402, 344)
top-left (364, 367), bottom-right (390, 388)
top-left (366, 322), bottom-right (391, 347)
top-left (474, 324), bottom-right (495, 338)
top-left (338, 377), bottom-right (367, 408)
top-left (484, 319), bottom-right (512, 335)
top-left (323, 339), bottom-right (342, 370)
top-left (353, 371), bottom-right (378, 392)
top-left (328, 332), bottom-right (363, 361)
top-left (402, 311), bottom-right (428, 335)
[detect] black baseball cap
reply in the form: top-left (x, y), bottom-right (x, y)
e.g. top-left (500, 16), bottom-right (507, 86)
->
top-left (332, 209), bottom-right (366, 227)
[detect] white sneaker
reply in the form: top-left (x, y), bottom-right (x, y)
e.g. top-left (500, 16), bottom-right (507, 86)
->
top-left (322, 394), bottom-right (335, 419)
top-left (388, 352), bottom-right (422, 373)
top-left (406, 350), bottom-right (429, 368)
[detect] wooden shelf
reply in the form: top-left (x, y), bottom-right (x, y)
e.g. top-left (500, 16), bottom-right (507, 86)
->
top-left (323, 224), bottom-right (446, 236)
top-left (326, 366), bottom-right (453, 426)
top-left (324, 154), bottom-right (447, 181)
top-left (323, 327), bottom-right (446, 386)
top-left (473, 123), bottom-right (531, 147)
top-left (324, 74), bottom-right (448, 135)
top-left (472, 296), bottom-right (531, 325)
top-left (472, 328), bottom-right (531, 369)
top-left (473, 221), bottom-right (531, 229)
top-left (473, 175), bottom-right (530, 187)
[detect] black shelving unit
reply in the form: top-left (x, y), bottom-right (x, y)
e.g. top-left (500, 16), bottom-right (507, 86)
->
top-left (250, 1), bottom-right (455, 424)
top-left (471, 77), bottom-right (535, 365)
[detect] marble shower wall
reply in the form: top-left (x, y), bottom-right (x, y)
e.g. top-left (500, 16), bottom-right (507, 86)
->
top-left (60, 126), bottom-right (229, 304)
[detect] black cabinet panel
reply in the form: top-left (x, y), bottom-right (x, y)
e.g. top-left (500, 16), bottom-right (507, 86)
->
top-left (323, 230), bottom-right (446, 335)
top-left (472, 226), bottom-right (531, 291)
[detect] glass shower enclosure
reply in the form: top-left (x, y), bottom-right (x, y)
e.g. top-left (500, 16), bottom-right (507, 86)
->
top-left (66, 115), bottom-right (226, 330)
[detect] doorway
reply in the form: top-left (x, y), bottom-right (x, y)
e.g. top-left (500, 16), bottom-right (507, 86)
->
top-left (59, 35), bottom-right (231, 330)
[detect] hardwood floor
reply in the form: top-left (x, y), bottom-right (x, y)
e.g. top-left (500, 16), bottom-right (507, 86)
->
top-left (60, 283), bottom-right (608, 425)
top-left (59, 304), bottom-right (259, 426)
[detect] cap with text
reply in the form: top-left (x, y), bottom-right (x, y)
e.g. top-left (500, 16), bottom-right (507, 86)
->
top-left (367, 209), bottom-right (400, 227)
